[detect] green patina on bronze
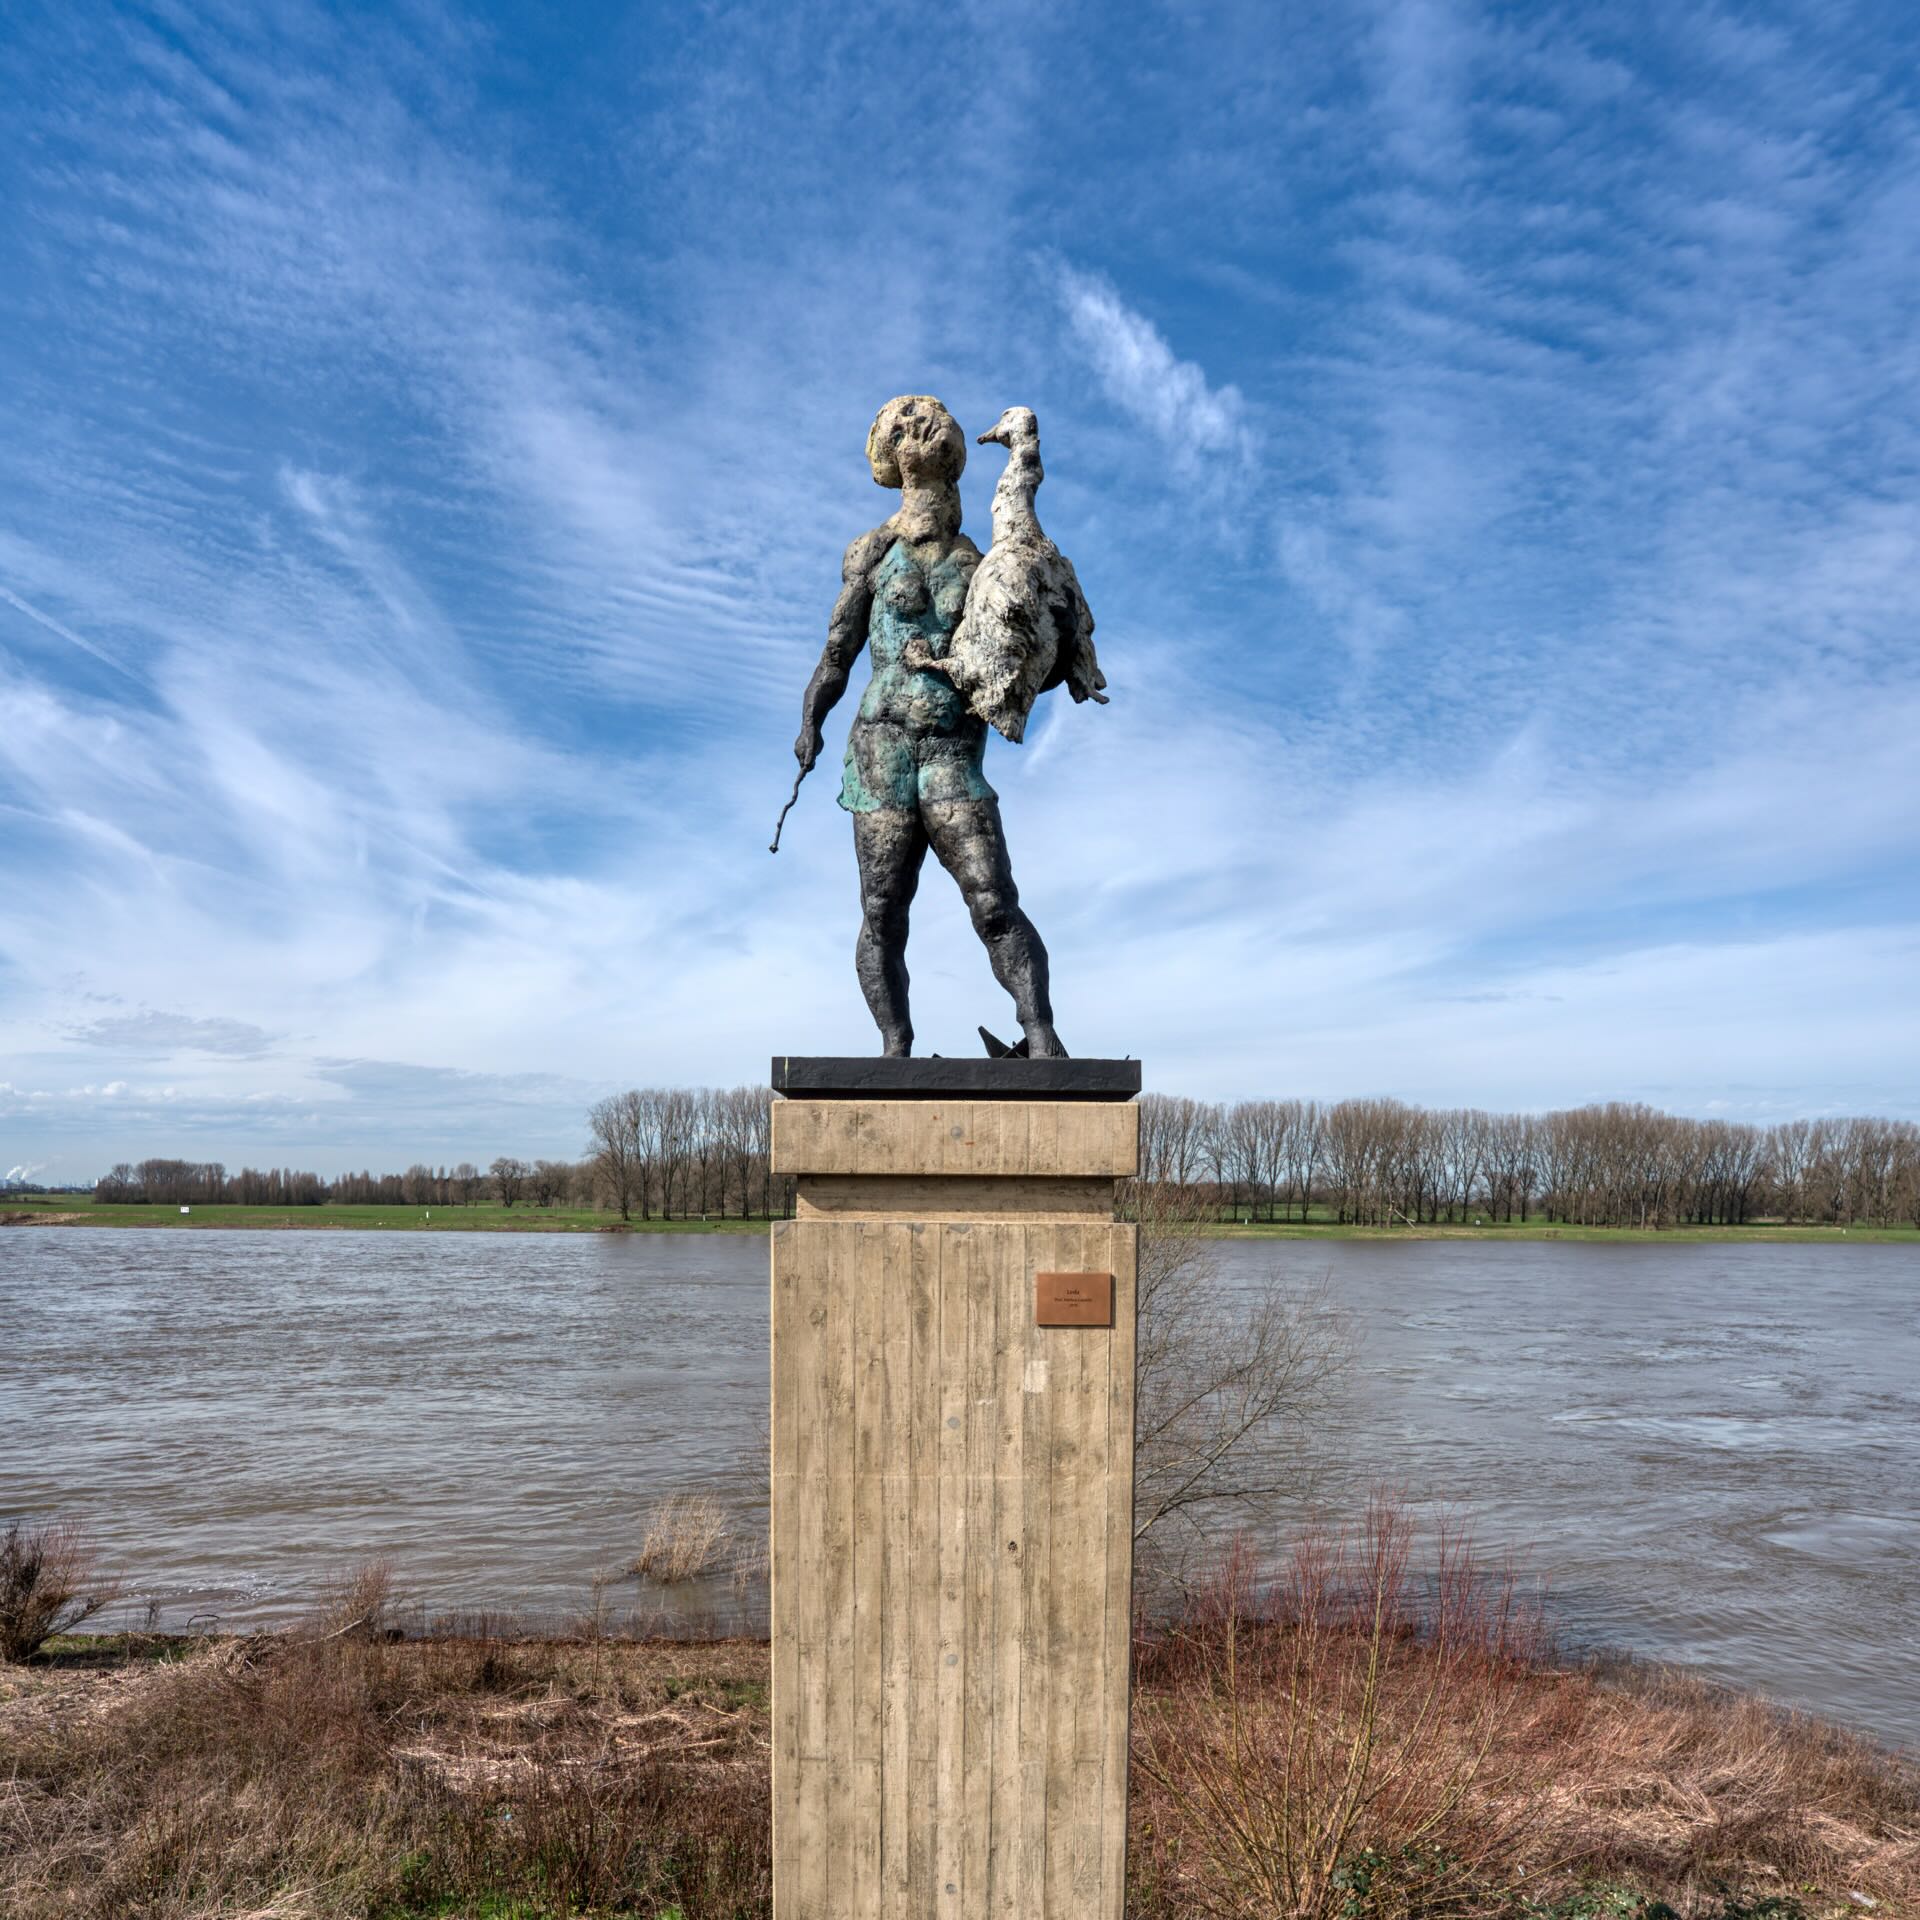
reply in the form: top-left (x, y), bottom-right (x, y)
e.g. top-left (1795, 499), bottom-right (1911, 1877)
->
top-left (837, 540), bottom-right (995, 814)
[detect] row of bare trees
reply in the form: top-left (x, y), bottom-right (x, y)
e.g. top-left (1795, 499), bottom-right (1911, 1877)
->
top-left (93, 1089), bottom-right (786, 1220)
top-left (1140, 1095), bottom-right (1920, 1229)
top-left (92, 1091), bottom-right (1920, 1229)
top-left (95, 1160), bottom-right (494, 1208)
top-left (584, 1087), bottom-right (777, 1221)
top-left (95, 1160), bottom-right (271, 1205)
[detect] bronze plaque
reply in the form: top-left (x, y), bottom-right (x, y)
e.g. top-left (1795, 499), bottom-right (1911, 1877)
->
top-left (1035, 1270), bottom-right (1114, 1328)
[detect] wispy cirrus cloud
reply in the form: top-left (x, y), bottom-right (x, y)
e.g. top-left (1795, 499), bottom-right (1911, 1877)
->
top-left (68, 1013), bottom-right (279, 1058)
top-left (1057, 266), bottom-right (1255, 468)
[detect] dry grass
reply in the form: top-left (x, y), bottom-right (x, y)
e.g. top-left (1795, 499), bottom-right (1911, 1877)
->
top-left (630, 1493), bottom-right (732, 1586)
top-left (1131, 1515), bottom-right (1918, 1918)
top-left (0, 1610), bottom-right (771, 1919)
top-left (0, 1556), bottom-right (1912, 1919)
top-left (1508, 1659), bottom-right (1920, 1910)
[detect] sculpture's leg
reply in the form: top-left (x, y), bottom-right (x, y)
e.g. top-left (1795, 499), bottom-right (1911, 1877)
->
top-left (924, 797), bottom-right (1064, 1057)
top-left (853, 807), bottom-right (928, 1056)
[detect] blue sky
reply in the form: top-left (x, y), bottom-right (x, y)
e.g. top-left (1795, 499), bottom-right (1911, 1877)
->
top-left (3, 0), bottom-right (1918, 1179)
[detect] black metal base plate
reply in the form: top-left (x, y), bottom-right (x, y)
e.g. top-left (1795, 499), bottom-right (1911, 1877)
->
top-left (771, 1055), bottom-right (1141, 1101)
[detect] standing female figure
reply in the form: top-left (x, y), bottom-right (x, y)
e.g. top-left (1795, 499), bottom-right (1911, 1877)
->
top-left (793, 395), bottom-right (1061, 1058)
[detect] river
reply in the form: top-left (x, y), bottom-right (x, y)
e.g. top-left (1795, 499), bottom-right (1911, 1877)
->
top-left (1, 1228), bottom-right (1914, 1748)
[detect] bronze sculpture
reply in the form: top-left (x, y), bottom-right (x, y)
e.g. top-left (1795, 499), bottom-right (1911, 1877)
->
top-left (784, 395), bottom-right (1105, 1058)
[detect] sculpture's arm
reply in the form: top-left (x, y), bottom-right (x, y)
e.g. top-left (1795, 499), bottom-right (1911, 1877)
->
top-left (795, 527), bottom-right (889, 770)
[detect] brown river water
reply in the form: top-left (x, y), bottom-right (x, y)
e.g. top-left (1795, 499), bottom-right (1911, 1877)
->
top-left (2, 1229), bottom-right (1915, 1748)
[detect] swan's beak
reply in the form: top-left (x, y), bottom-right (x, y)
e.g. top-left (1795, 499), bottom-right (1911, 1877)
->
top-left (977, 419), bottom-right (1011, 447)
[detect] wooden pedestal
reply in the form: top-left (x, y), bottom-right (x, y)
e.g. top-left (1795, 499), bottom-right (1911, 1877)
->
top-left (770, 1094), bottom-right (1140, 1919)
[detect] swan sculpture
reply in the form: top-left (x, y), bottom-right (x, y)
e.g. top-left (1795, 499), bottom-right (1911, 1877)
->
top-left (915, 406), bottom-right (1105, 743)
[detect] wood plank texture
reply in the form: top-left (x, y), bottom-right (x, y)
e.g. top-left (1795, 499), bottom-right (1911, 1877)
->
top-left (772, 1099), bottom-right (1140, 1180)
top-left (770, 1101), bottom-right (1139, 1920)
top-left (794, 1174), bottom-right (1117, 1221)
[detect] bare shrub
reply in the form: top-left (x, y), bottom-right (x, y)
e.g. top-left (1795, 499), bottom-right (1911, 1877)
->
top-left (304, 1559), bottom-right (393, 1641)
top-left (631, 1493), bottom-right (732, 1585)
top-left (573, 1564), bottom-right (623, 1642)
top-left (729, 1532), bottom-right (771, 1604)
top-left (1131, 1181), bottom-right (1351, 1573)
top-left (0, 1518), bottom-right (120, 1661)
top-left (1133, 1494), bottom-right (1553, 1919)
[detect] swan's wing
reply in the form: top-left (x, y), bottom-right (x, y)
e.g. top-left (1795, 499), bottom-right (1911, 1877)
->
top-left (1036, 552), bottom-right (1106, 705)
top-left (948, 546), bottom-right (1057, 742)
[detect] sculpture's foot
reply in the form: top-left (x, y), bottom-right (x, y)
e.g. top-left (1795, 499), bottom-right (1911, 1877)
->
top-left (1022, 1022), bottom-right (1067, 1059)
top-left (879, 1030), bottom-right (913, 1058)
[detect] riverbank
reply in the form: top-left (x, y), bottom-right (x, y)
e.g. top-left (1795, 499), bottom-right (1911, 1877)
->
top-left (0, 1196), bottom-right (768, 1233)
top-left (2, 1619), bottom-right (1911, 1919)
top-left (1211, 1217), bottom-right (1920, 1243)
top-left (5, 1193), bottom-right (1914, 1241)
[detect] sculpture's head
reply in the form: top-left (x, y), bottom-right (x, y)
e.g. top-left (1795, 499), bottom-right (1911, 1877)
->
top-left (867, 395), bottom-right (967, 489)
top-left (978, 406), bottom-right (1039, 450)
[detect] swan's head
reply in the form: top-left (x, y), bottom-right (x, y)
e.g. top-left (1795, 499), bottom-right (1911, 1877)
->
top-left (867, 395), bottom-right (966, 488)
top-left (977, 406), bottom-right (1039, 451)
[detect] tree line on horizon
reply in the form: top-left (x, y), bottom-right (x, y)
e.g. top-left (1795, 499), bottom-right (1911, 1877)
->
top-left (88, 1087), bottom-right (780, 1221)
top-left (1138, 1095), bottom-right (1920, 1230)
top-left (85, 1088), bottom-right (1920, 1230)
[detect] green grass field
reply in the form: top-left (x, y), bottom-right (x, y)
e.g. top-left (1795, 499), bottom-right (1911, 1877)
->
top-left (1208, 1211), bottom-right (1919, 1243)
top-left (4, 1191), bottom-right (1913, 1241)
top-left (0, 1194), bottom-right (769, 1233)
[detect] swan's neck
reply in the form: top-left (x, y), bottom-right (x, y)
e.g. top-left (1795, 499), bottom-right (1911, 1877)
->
top-left (991, 444), bottom-right (1044, 543)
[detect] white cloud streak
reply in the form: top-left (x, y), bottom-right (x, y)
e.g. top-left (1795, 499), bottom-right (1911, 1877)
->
top-left (1057, 266), bottom-right (1254, 467)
